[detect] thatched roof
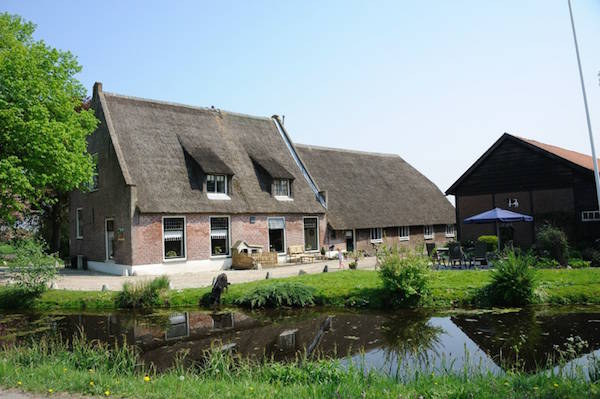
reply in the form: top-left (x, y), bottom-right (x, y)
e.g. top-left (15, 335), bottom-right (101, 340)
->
top-left (100, 91), bottom-right (325, 214)
top-left (296, 145), bottom-right (455, 230)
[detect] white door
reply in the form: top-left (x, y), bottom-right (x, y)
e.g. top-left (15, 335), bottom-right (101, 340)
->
top-left (105, 219), bottom-right (115, 261)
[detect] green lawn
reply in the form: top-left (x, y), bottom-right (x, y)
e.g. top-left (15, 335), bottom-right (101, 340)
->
top-left (3, 268), bottom-right (600, 311)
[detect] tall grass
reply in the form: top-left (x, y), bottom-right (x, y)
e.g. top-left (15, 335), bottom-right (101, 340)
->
top-left (1, 333), bottom-right (599, 398)
top-left (486, 251), bottom-right (538, 306)
top-left (115, 276), bottom-right (170, 308)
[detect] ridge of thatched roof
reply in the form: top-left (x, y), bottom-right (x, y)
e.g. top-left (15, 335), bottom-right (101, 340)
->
top-left (100, 91), bottom-right (325, 214)
top-left (296, 144), bottom-right (455, 230)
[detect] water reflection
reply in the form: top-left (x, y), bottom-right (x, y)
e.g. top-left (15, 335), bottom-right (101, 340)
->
top-left (2, 306), bottom-right (600, 375)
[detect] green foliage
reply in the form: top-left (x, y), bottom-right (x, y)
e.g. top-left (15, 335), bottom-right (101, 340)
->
top-left (477, 235), bottom-right (498, 252)
top-left (0, 13), bottom-right (98, 222)
top-left (536, 257), bottom-right (560, 269)
top-left (0, 242), bottom-right (15, 255)
top-left (377, 246), bottom-right (431, 306)
top-left (115, 276), bottom-right (170, 309)
top-left (487, 251), bottom-right (538, 306)
top-left (536, 224), bottom-right (569, 265)
top-left (582, 248), bottom-right (600, 267)
top-left (348, 261), bottom-right (357, 269)
top-left (235, 282), bottom-right (317, 308)
top-left (7, 238), bottom-right (59, 293)
top-left (568, 258), bottom-right (591, 269)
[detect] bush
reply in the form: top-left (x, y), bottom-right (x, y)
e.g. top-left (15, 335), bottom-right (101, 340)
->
top-left (582, 248), bottom-right (600, 267)
top-left (7, 238), bottom-right (60, 293)
top-left (536, 224), bottom-right (569, 265)
top-left (235, 282), bottom-right (316, 308)
top-left (536, 257), bottom-right (560, 269)
top-left (568, 258), bottom-right (591, 269)
top-left (487, 251), bottom-right (537, 306)
top-left (0, 242), bottom-right (15, 255)
top-left (377, 246), bottom-right (431, 306)
top-left (477, 235), bottom-right (498, 252)
top-left (116, 276), bottom-right (170, 308)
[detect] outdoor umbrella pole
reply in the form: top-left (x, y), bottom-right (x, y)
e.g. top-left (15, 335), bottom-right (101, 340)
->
top-left (496, 221), bottom-right (500, 251)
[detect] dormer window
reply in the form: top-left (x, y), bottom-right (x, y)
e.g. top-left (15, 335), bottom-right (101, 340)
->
top-left (207, 175), bottom-right (227, 194)
top-left (273, 179), bottom-right (290, 197)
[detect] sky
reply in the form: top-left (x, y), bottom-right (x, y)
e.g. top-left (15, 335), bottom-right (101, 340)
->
top-left (4, 1), bottom-right (600, 201)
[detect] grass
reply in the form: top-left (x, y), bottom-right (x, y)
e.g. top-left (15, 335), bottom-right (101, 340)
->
top-left (2, 268), bottom-right (600, 311)
top-left (1, 334), bottom-right (599, 398)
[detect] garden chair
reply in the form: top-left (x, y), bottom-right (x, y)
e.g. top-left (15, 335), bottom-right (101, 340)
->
top-left (470, 241), bottom-right (488, 267)
top-left (426, 243), bottom-right (443, 267)
top-left (448, 242), bottom-right (465, 268)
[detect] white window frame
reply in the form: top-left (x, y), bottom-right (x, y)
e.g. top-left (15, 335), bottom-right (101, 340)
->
top-left (162, 216), bottom-right (187, 262)
top-left (267, 216), bottom-right (287, 254)
top-left (76, 208), bottom-right (83, 239)
top-left (105, 218), bottom-right (114, 262)
top-left (424, 225), bottom-right (434, 240)
top-left (303, 216), bottom-right (319, 252)
top-left (370, 227), bottom-right (383, 243)
top-left (582, 210), bottom-right (600, 222)
top-left (206, 174), bottom-right (227, 194)
top-left (209, 215), bottom-right (231, 257)
top-left (398, 226), bottom-right (410, 241)
top-left (273, 179), bottom-right (289, 196)
top-left (445, 224), bottom-right (456, 238)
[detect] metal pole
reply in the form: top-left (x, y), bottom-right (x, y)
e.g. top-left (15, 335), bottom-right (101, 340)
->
top-left (568, 0), bottom-right (600, 210)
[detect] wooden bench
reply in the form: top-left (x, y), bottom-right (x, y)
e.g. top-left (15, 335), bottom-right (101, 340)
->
top-left (288, 245), bottom-right (315, 264)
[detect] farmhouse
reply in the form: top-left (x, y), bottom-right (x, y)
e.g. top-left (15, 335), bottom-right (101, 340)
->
top-left (446, 133), bottom-right (600, 247)
top-left (296, 145), bottom-right (456, 253)
top-left (70, 83), bottom-right (455, 275)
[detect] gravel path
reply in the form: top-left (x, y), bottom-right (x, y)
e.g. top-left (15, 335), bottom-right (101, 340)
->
top-left (0, 389), bottom-right (90, 399)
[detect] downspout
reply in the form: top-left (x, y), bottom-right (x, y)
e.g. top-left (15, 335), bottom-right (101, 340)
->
top-left (272, 115), bottom-right (327, 209)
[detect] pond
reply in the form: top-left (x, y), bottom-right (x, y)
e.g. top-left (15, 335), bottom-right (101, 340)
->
top-left (2, 306), bottom-right (600, 377)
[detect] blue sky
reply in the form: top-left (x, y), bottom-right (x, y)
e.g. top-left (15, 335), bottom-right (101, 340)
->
top-left (4, 1), bottom-right (600, 198)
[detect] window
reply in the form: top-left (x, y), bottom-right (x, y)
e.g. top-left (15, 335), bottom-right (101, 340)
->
top-left (210, 217), bottom-right (230, 256)
top-left (76, 208), bottom-right (83, 239)
top-left (582, 210), bottom-right (600, 222)
top-left (399, 226), bottom-right (410, 241)
top-left (163, 217), bottom-right (185, 260)
top-left (445, 224), bottom-right (456, 238)
top-left (370, 228), bottom-right (382, 242)
top-left (268, 217), bottom-right (286, 253)
top-left (424, 225), bottom-right (434, 240)
top-left (273, 179), bottom-right (290, 197)
top-left (207, 174), bottom-right (227, 194)
top-left (304, 217), bottom-right (318, 251)
top-left (89, 153), bottom-right (99, 191)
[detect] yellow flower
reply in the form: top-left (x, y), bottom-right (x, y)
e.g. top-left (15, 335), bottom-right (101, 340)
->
top-left (63, 368), bottom-right (67, 373)
top-left (17, 381), bottom-right (22, 386)
top-left (533, 386), bottom-right (539, 390)
top-left (104, 390), bottom-right (111, 396)
top-left (250, 387), bottom-right (254, 391)
top-left (504, 382), bottom-right (509, 386)
top-left (48, 389), bottom-right (54, 394)
top-left (89, 369), bottom-right (94, 373)
top-left (144, 375), bottom-right (151, 382)
top-left (554, 383), bottom-right (559, 388)
top-left (90, 381), bottom-right (95, 386)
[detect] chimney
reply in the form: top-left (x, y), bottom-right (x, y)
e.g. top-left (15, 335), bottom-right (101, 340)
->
top-left (92, 82), bottom-right (103, 101)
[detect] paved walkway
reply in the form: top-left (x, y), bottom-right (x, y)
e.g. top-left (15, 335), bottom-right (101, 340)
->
top-left (1, 257), bottom-right (377, 291)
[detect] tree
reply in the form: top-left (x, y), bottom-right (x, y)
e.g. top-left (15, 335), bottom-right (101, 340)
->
top-left (0, 13), bottom-right (98, 251)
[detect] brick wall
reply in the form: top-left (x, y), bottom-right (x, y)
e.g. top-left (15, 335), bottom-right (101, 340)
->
top-left (131, 213), bottom-right (325, 265)
top-left (69, 97), bottom-right (133, 265)
top-left (329, 224), bottom-right (454, 255)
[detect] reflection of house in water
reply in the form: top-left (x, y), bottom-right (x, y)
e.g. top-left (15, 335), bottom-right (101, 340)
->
top-left (451, 309), bottom-right (600, 371)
